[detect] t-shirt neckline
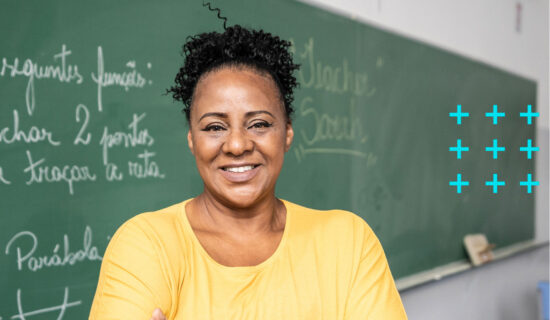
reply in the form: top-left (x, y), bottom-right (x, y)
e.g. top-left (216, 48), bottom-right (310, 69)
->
top-left (179, 198), bottom-right (292, 274)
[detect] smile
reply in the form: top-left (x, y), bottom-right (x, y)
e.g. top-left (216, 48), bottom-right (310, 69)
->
top-left (222, 165), bottom-right (259, 173)
top-left (219, 164), bottom-right (261, 183)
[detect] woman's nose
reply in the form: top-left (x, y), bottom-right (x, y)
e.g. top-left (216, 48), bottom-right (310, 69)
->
top-left (222, 128), bottom-right (253, 156)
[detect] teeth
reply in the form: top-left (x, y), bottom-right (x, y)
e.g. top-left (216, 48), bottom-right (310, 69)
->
top-left (225, 166), bottom-right (254, 173)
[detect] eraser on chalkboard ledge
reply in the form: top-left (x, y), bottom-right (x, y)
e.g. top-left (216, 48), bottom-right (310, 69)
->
top-left (463, 234), bottom-right (495, 266)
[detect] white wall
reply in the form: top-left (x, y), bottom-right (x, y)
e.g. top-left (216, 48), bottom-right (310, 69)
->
top-left (401, 245), bottom-right (549, 320)
top-left (298, 0), bottom-right (550, 318)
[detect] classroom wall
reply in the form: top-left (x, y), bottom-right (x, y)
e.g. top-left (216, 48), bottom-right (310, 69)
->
top-left (401, 245), bottom-right (549, 320)
top-left (299, 0), bottom-right (550, 319)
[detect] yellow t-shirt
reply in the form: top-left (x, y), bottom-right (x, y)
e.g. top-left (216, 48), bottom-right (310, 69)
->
top-left (89, 199), bottom-right (407, 319)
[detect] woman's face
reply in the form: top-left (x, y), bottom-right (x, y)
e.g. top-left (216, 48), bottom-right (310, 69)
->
top-left (188, 67), bottom-right (294, 208)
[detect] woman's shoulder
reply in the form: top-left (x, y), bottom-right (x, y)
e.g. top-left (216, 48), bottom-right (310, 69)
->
top-left (282, 199), bottom-right (375, 240)
top-left (107, 200), bottom-right (190, 253)
top-left (282, 199), bottom-right (384, 275)
top-left (92, 201), bottom-right (189, 318)
top-left (123, 200), bottom-right (187, 230)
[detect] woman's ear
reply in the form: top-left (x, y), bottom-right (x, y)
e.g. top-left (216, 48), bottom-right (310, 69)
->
top-left (285, 122), bottom-right (294, 152)
top-left (187, 130), bottom-right (195, 155)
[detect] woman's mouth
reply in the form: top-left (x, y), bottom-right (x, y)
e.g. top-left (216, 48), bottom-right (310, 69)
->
top-left (222, 165), bottom-right (258, 173)
top-left (220, 165), bottom-right (261, 182)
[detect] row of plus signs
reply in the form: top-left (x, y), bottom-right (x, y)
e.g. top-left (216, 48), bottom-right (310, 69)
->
top-left (449, 173), bottom-right (539, 194)
top-left (448, 104), bottom-right (539, 194)
top-left (449, 104), bottom-right (539, 125)
top-left (449, 139), bottom-right (539, 159)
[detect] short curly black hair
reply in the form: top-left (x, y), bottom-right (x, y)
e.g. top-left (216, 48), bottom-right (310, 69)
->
top-left (168, 25), bottom-right (300, 122)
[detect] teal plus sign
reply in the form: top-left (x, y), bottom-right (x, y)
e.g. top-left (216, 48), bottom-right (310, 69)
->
top-left (449, 173), bottom-right (469, 193)
top-left (450, 104), bottom-right (469, 125)
top-left (449, 139), bottom-right (469, 159)
top-left (485, 173), bottom-right (505, 194)
top-left (485, 104), bottom-right (505, 125)
top-left (485, 139), bottom-right (505, 159)
top-left (520, 139), bottom-right (539, 159)
top-left (520, 173), bottom-right (539, 194)
top-left (520, 105), bottom-right (539, 125)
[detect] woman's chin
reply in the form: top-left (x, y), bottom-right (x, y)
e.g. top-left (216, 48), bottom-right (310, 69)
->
top-left (202, 180), bottom-right (274, 209)
top-left (208, 187), bottom-right (268, 209)
top-left (221, 193), bottom-right (263, 209)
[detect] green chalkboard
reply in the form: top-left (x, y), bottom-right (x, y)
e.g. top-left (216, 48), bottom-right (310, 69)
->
top-left (0, 0), bottom-right (536, 318)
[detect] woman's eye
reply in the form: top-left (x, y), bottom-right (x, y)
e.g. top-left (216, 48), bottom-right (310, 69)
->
top-left (203, 125), bottom-right (225, 132)
top-left (249, 122), bottom-right (272, 129)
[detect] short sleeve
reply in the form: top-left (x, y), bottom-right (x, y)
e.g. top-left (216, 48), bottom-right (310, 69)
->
top-left (344, 219), bottom-right (407, 320)
top-left (89, 217), bottom-right (173, 319)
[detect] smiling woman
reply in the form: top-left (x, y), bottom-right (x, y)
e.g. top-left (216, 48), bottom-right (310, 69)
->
top-left (188, 68), bottom-right (293, 212)
top-left (88, 25), bottom-right (407, 320)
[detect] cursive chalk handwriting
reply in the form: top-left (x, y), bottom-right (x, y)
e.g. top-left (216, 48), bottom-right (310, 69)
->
top-left (0, 44), bottom-right (83, 115)
top-left (5, 226), bottom-right (102, 272)
top-left (23, 150), bottom-right (97, 195)
top-left (0, 166), bottom-right (11, 185)
top-left (299, 96), bottom-right (369, 146)
top-left (100, 113), bottom-right (155, 165)
top-left (91, 46), bottom-right (151, 112)
top-left (0, 109), bottom-right (60, 146)
top-left (296, 38), bottom-right (377, 97)
top-left (128, 149), bottom-right (165, 179)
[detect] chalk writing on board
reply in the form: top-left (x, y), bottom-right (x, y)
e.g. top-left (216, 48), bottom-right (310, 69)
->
top-left (287, 38), bottom-right (381, 166)
top-left (74, 104), bottom-right (92, 145)
top-left (91, 46), bottom-right (151, 112)
top-left (294, 143), bottom-right (377, 168)
top-left (299, 96), bottom-right (368, 146)
top-left (9, 287), bottom-right (81, 320)
top-left (105, 162), bottom-right (124, 181)
top-left (23, 150), bottom-right (97, 195)
top-left (295, 37), bottom-right (377, 97)
top-left (100, 113), bottom-right (155, 165)
top-left (0, 166), bottom-right (11, 185)
top-left (98, 112), bottom-right (165, 181)
top-left (0, 44), bottom-right (83, 116)
top-left (294, 96), bottom-right (376, 167)
top-left (128, 149), bottom-right (165, 179)
top-left (0, 165), bottom-right (11, 184)
top-left (4, 226), bottom-right (103, 273)
top-left (0, 109), bottom-right (61, 146)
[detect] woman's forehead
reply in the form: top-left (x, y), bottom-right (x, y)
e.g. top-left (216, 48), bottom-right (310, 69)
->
top-left (191, 67), bottom-right (284, 117)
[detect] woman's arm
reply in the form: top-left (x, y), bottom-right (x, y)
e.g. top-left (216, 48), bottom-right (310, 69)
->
top-left (344, 218), bottom-right (407, 320)
top-left (89, 218), bottom-right (173, 319)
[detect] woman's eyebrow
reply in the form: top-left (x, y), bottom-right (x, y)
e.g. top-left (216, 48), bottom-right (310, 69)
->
top-left (198, 110), bottom-right (275, 121)
top-left (199, 112), bottom-right (227, 121)
top-left (245, 110), bottom-right (274, 118)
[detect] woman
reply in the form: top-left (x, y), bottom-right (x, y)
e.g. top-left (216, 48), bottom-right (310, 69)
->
top-left (89, 25), bottom-right (407, 320)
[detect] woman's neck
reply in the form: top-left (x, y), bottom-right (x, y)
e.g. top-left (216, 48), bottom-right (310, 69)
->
top-left (192, 192), bottom-right (286, 237)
